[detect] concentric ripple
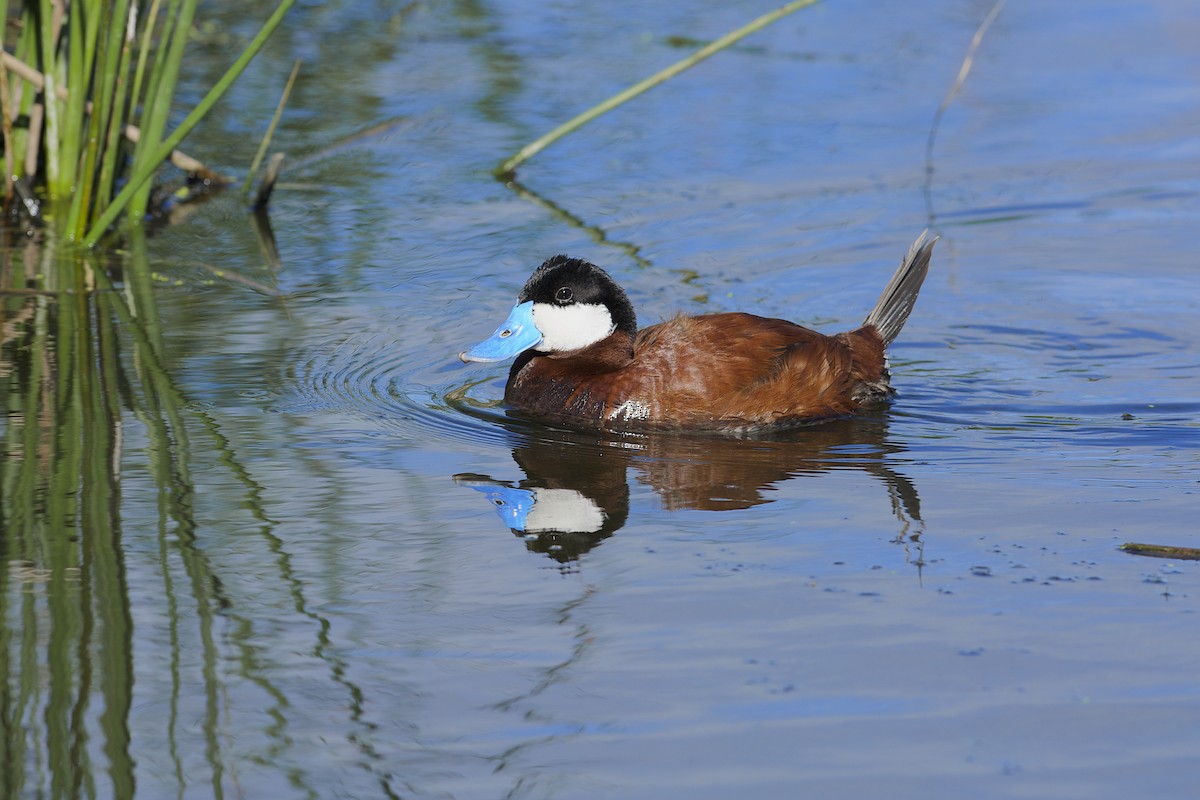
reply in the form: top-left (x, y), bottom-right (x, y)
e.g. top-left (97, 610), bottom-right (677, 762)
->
top-left (285, 331), bottom-right (520, 449)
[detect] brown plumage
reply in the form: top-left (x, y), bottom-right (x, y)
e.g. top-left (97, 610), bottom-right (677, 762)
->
top-left (461, 232), bottom-right (937, 433)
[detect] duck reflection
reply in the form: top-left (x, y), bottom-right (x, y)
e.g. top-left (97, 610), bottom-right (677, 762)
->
top-left (456, 413), bottom-right (923, 567)
top-left (455, 426), bottom-right (631, 562)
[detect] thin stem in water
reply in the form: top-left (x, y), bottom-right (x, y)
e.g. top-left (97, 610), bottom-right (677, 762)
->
top-left (495, 0), bottom-right (821, 180)
top-left (924, 0), bottom-right (1006, 227)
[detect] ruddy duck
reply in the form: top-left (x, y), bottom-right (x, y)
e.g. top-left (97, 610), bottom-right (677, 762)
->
top-left (460, 232), bottom-right (936, 432)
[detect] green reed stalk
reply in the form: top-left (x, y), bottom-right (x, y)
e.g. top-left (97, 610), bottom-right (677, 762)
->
top-left (84, 0), bottom-right (300, 246)
top-left (92, 0), bottom-right (138, 232)
top-left (128, 0), bottom-right (166, 137)
top-left (10, 19), bottom-right (38, 181)
top-left (496, 0), bottom-right (821, 179)
top-left (58, 0), bottom-right (89, 202)
top-left (72, 0), bottom-right (133, 238)
top-left (126, 0), bottom-right (197, 222)
top-left (0, 0), bottom-right (295, 243)
top-left (0, 0), bottom-right (10, 202)
top-left (243, 59), bottom-right (301, 201)
top-left (66, 0), bottom-right (108, 238)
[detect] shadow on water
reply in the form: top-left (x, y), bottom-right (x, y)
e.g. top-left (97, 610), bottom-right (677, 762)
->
top-left (0, 233), bottom-right (399, 799)
top-left (451, 408), bottom-right (924, 570)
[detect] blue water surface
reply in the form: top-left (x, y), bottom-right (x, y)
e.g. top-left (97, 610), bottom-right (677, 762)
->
top-left (4, 1), bottom-right (1199, 798)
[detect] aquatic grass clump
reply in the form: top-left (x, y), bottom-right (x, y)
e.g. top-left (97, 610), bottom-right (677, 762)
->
top-left (0, 0), bottom-right (296, 247)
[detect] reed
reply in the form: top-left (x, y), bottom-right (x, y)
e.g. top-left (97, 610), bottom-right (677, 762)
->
top-left (0, 0), bottom-right (297, 247)
top-left (496, 0), bottom-right (821, 180)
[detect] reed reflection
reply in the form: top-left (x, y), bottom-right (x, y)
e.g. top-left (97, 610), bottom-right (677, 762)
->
top-left (457, 414), bottom-right (924, 567)
top-left (1, 239), bottom-right (140, 799)
top-left (0, 233), bottom-right (395, 799)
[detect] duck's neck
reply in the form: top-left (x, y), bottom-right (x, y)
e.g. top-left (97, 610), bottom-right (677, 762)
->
top-left (545, 330), bottom-right (635, 372)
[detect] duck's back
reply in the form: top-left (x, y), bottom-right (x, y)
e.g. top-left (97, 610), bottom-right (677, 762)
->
top-left (505, 313), bottom-right (890, 432)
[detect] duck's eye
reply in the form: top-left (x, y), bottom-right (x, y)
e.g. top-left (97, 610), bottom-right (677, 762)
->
top-left (555, 287), bottom-right (573, 304)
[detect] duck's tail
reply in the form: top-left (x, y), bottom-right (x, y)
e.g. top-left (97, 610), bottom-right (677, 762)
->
top-left (863, 230), bottom-right (938, 347)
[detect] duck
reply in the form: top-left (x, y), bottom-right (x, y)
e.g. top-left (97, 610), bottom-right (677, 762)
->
top-left (460, 231), bottom-right (937, 433)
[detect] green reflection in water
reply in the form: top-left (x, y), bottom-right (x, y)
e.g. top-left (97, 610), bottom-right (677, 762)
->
top-left (1, 241), bottom-right (138, 798)
top-left (0, 232), bottom-right (393, 798)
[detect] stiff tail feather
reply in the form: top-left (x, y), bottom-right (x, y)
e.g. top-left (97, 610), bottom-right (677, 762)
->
top-left (863, 231), bottom-right (938, 347)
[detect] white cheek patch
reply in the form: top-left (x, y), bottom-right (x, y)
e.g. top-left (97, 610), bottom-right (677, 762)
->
top-left (532, 302), bottom-right (615, 353)
top-left (525, 489), bottom-right (607, 533)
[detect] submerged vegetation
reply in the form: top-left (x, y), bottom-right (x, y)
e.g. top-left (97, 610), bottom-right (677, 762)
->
top-left (0, 0), bottom-right (296, 247)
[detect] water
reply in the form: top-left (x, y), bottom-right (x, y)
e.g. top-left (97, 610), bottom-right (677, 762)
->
top-left (2, 1), bottom-right (1199, 797)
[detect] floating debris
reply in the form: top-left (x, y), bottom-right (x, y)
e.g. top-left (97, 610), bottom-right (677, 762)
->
top-left (1119, 542), bottom-right (1200, 561)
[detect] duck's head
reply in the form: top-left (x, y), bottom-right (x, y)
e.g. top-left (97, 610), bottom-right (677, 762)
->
top-left (460, 256), bottom-right (637, 363)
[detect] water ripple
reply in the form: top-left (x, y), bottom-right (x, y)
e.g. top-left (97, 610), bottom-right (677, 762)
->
top-left (286, 331), bottom-right (518, 449)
